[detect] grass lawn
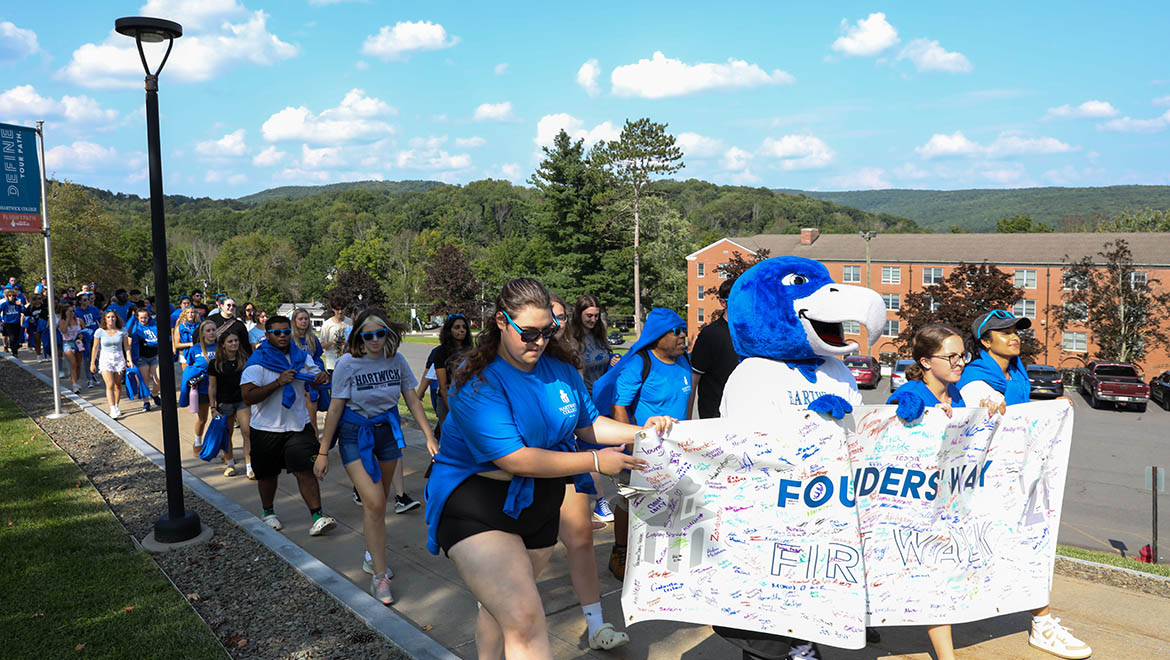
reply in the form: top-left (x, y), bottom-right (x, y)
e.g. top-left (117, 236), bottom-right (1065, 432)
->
top-left (401, 335), bottom-right (440, 346)
top-left (1057, 544), bottom-right (1170, 578)
top-left (0, 393), bottom-right (226, 660)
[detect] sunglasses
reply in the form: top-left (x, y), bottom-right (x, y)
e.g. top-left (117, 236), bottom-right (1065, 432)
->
top-left (975, 310), bottom-right (1016, 339)
top-left (671, 327), bottom-right (687, 336)
top-left (266, 328), bottom-right (292, 337)
top-left (360, 329), bottom-right (388, 341)
top-left (502, 310), bottom-right (560, 343)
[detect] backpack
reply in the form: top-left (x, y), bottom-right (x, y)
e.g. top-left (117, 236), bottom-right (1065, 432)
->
top-left (590, 347), bottom-right (655, 418)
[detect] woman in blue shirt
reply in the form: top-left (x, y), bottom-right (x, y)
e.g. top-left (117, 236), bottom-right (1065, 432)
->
top-left (425, 278), bottom-right (671, 659)
top-left (130, 307), bottom-right (162, 412)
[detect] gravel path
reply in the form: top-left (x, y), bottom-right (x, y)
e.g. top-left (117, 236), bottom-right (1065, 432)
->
top-left (0, 360), bottom-right (411, 660)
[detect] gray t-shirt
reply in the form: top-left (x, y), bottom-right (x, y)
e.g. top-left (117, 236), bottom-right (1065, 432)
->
top-left (99, 329), bottom-right (126, 354)
top-left (331, 352), bottom-right (418, 418)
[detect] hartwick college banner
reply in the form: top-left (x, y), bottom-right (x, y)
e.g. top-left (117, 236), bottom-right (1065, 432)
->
top-left (0, 122), bottom-right (42, 233)
top-left (621, 402), bottom-right (1073, 650)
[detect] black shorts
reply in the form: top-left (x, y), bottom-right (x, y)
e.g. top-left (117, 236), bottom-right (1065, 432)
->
top-left (436, 475), bottom-right (565, 555)
top-left (2, 322), bottom-right (19, 341)
top-left (249, 424), bottom-right (317, 479)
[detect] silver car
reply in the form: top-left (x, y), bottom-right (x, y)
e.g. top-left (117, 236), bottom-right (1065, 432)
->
top-left (889, 359), bottom-right (915, 392)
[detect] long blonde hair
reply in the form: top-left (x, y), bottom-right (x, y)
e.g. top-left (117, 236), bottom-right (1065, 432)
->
top-left (290, 307), bottom-right (320, 354)
top-left (194, 320), bottom-right (217, 364)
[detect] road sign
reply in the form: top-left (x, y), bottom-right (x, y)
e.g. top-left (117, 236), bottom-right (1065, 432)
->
top-left (0, 123), bottom-right (42, 234)
top-left (1147, 466), bottom-right (1166, 493)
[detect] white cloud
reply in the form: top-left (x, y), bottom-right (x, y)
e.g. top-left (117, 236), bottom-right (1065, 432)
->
top-left (533, 113), bottom-right (620, 150)
top-left (261, 89), bottom-right (395, 144)
top-left (494, 63), bottom-right (509, 75)
top-left (610, 51), bottom-right (794, 99)
top-left (726, 169), bottom-right (761, 185)
top-left (915, 131), bottom-right (980, 158)
top-left (759, 135), bottom-right (835, 170)
top-left (577, 59), bottom-right (601, 97)
top-left (1044, 100), bottom-right (1119, 119)
top-left (0, 85), bottom-right (118, 127)
top-left (204, 169), bottom-right (248, 185)
top-left (473, 102), bottom-right (515, 122)
top-left (361, 21), bottom-right (458, 61)
top-left (676, 132), bottom-right (725, 158)
top-left (44, 141), bottom-right (120, 172)
top-left (720, 146), bottom-right (752, 171)
top-left (57, 9), bottom-right (297, 89)
top-left (1155, 95), bottom-right (1170, 107)
top-left (139, 0), bottom-right (244, 30)
top-left (916, 131), bottom-right (1074, 158)
top-left (829, 167), bottom-right (892, 190)
top-left (897, 38), bottom-right (972, 73)
top-left (0, 21), bottom-right (39, 62)
top-left (301, 144), bottom-right (344, 168)
top-left (500, 163), bottom-right (522, 179)
top-left (980, 163), bottom-right (1026, 184)
top-left (408, 135), bottom-right (448, 149)
top-left (394, 148), bottom-right (472, 170)
top-left (831, 13), bottom-right (899, 56)
top-left (276, 167), bottom-right (330, 182)
top-left (355, 60), bottom-right (369, 71)
top-left (892, 162), bottom-right (930, 179)
top-left (455, 136), bottom-right (486, 148)
top-left (1098, 109), bottom-right (1170, 133)
top-left (195, 129), bottom-right (247, 157)
top-left (252, 145), bottom-right (286, 166)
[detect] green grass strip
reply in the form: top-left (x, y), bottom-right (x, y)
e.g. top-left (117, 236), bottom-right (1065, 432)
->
top-left (1056, 544), bottom-right (1170, 578)
top-left (0, 393), bottom-right (226, 660)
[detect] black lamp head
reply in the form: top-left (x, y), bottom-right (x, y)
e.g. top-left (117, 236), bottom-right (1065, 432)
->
top-left (115, 17), bottom-right (182, 43)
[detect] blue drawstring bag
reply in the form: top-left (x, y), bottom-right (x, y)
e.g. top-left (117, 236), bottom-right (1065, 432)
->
top-left (199, 415), bottom-right (230, 461)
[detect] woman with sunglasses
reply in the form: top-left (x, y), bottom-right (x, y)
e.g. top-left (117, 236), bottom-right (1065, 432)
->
top-left (315, 308), bottom-right (435, 605)
top-left (424, 278), bottom-right (671, 658)
top-left (58, 302), bottom-right (83, 393)
top-left (174, 306), bottom-right (201, 375)
top-left (89, 309), bottom-right (133, 419)
top-left (956, 310), bottom-right (1090, 659)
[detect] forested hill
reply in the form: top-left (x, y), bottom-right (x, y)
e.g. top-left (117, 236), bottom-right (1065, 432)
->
top-left (774, 185), bottom-right (1170, 232)
top-left (237, 179), bottom-right (444, 204)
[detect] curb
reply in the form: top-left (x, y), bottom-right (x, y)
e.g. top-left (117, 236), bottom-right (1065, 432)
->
top-left (4, 354), bottom-right (459, 660)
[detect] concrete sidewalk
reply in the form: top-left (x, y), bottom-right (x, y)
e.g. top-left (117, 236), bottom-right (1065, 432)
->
top-left (13, 354), bottom-right (1170, 659)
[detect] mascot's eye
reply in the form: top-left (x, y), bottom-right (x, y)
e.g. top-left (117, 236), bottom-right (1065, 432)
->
top-left (781, 273), bottom-right (809, 286)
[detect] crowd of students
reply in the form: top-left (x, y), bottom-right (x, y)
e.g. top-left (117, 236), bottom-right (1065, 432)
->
top-left (2, 270), bottom-right (1090, 660)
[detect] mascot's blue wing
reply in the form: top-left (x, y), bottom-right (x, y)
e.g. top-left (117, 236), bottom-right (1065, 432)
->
top-left (807, 394), bottom-right (853, 420)
top-left (887, 390), bottom-right (925, 422)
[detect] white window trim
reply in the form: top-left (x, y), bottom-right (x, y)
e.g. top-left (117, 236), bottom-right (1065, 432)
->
top-left (1014, 269), bottom-right (1037, 290)
top-left (1062, 331), bottom-right (1088, 353)
top-left (883, 320), bottom-right (900, 337)
top-left (922, 267), bottom-right (943, 286)
top-left (697, 285), bottom-right (705, 301)
top-left (842, 265), bottom-right (862, 284)
top-left (697, 263), bottom-right (705, 278)
top-left (881, 266), bottom-right (901, 285)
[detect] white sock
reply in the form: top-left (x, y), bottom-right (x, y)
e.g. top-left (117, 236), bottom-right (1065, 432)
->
top-left (245, 462), bottom-right (253, 473)
top-left (225, 458), bottom-right (235, 467)
top-left (582, 602), bottom-right (604, 638)
top-left (365, 550), bottom-right (372, 562)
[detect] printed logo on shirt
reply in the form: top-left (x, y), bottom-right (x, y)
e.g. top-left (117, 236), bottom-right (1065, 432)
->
top-left (787, 389), bottom-right (834, 407)
top-left (354, 368), bottom-right (401, 391)
top-left (682, 374), bottom-right (692, 393)
top-left (559, 389), bottom-right (570, 404)
top-left (557, 388), bottom-right (578, 417)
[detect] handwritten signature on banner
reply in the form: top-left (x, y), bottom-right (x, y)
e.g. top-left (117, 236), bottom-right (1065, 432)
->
top-left (620, 402), bottom-right (1073, 649)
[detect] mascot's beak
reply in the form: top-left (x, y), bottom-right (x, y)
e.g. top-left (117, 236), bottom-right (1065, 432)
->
top-left (792, 283), bottom-right (887, 356)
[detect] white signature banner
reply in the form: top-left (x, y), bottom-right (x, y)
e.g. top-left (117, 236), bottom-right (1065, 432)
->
top-left (620, 402), bottom-right (1073, 650)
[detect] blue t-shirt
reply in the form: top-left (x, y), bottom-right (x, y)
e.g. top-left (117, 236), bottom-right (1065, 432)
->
top-left (184, 345), bottom-right (216, 394)
top-left (613, 351), bottom-right (692, 425)
top-left (0, 300), bottom-right (22, 324)
top-left (248, 325), bottom-right (266, 346)
top-left (106, 301), bottom-right (134, 322)
top-left (132, 320), bottom-right (160, 347)
top-left (424, 354), bottom-right (599, 555)
top-left (887, 379), bottom-right (965, 408)
top-left (76, 305), bottom-right (102, 330)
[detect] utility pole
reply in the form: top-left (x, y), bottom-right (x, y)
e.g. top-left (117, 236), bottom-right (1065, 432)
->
top-left (859, 231), bottom-right (878, 356)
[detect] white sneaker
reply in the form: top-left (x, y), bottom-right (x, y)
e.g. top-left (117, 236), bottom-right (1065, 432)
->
top-left (362, 553), bottom-right (393, 578)
top-left (71, 383), bottom-right (81, 394)
top-left (588, 623), bottom-right (630, 650)
top-left (262, 513), bottom-right (283, 531)
top-left (1029, 614), bottom-right (1092, 659)
top-left (110, 405), bottom-right (121, 419)
top-left (371, 573), bottom-right (394, 605)
top-left (309, 515), bottom-right (337, 536)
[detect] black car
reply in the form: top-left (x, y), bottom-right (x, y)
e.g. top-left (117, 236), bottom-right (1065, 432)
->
top-left (1027, 364), bottom-right (1064, 398)
top-left (1150, 370), bottom-right (1170, 411)
top-left (607, 329), bottom-right (625, 346)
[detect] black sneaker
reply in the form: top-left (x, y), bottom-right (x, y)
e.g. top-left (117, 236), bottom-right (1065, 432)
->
top-left (394, 493), bottom-right (420, 514)
top-left (352, 487), bottom-right (362, 506)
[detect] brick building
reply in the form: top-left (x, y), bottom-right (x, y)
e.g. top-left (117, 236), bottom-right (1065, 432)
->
top-left (685, 231), bottom-right (1170, 377)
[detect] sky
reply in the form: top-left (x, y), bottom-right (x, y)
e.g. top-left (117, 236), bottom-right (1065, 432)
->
top-left (2, 1), bottom-right (1169, 199)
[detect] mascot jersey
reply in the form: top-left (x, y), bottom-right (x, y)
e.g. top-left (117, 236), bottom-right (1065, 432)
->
top-left (720, 357), bottom-right (861, 420)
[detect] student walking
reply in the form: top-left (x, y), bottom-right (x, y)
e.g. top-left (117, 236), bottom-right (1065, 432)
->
top-left (75, 291), bottom-right (102, 388)
top-left (315, 308), bottom-right (436, 604)
top-left (209, 329), bottom-right (252, 478)
top-left (689, 279), bottom-right (740, 419)
top-left (184, 321), bottom-right (218, 454)
top-left (565, 294), bottom-right (615, 394)
top-left (89, 309), bottom-right (133, 419)
top-left (240, 315), bottom-right (335, 536)
top-left (1, 286), bottom-right (23, 356)
top-left (291, 307), bottom-right (325, 437)
top-left (173, 306), bottom-right (201, 373)
top-left (130, 307), bottom-right (163, 411)
top-left (58, 302), bottom-right (83, 393)
top-left (248, 310), bottom-right (268, 349)
top-left (318, 294), bottom-right (351, 374)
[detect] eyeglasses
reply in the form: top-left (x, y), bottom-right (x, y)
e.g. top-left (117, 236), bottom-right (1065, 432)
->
top-left (975, 310), bottom-right (1016, 339)
top-left (502, 310), bottom-right (560, 343)
top-left (671, 327), bottom-right (687, 336)
top-left (929, 352), bottom-right (972, 367)
top-left (360, 329), bottom-right (388, 341)
top-left (266, 328), bottom-right (292, 337)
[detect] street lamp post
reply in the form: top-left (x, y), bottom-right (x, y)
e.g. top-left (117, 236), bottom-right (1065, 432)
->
top-left (116, 16), bottom-right (202, 544)
top-left (859, 231), bottom-right (878, 356)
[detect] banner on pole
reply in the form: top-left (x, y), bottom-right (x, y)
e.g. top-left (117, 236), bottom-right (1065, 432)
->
top-left (0, 122), bottom-right (42, 233)
top-left (621, 402), bottom-right (1073, 650)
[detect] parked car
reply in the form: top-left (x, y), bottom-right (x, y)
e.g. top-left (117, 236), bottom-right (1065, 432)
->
top-left (1149, 370), bottom-right (1170, 411)
top-left (1026, 364), bottom-right (1064, 398)
top-left (889, 359), bottom-right (915, 392)
top-left (607, 329), bottom-right (625, 346)
top-left (1078, 361), bottom-right (1149, 412)
top-left (843, 355), bottom-right (882, 389)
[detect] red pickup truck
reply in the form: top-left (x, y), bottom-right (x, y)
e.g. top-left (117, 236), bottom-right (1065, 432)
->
top-left (1078, 361), bottom-right (1150, 412)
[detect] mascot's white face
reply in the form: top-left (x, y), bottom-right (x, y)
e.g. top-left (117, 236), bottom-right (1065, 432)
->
top-left (792, 279), bottom-right (887, 357)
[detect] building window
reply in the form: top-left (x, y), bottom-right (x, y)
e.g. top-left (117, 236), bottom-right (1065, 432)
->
top-left (842, 265), bottom-right (861, 283)
top-left (882, 293), bottom-right (901, 311)
top-left (923, 267), bottom-right (944, 286)
top-left (1062, 331), bottom-right (1088, 352)
top-left (883, 320), bottom-right (900, 337)
top-left (881, 266), bottom-right (901, 284)
top-left (924, 295), bottom-right (941, 312)
top-left (1064, 301), bottom-right (1088, 322)
top-left (718, 263), bottom-right (729, 279)
top-left (1062, 271), bottom-right (1086, 290)
top-left (1128, 271), bottom-right (1148, 289)
top-left (697, 262), bottom-right (705, 278)
top-left (842, 320), bottom-right (861, 335)
top-left (697, 285), bottom-right (705, 301)
top-left (697, 308), bottom-right (705, 324)
top-left (1012, 299), bottom-right (1036, 318)
top-left (1014, 269), bottom-right (1037, 289)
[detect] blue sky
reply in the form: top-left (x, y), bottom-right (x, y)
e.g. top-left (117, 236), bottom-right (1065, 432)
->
top-left (2, 1), bottom-right (1169, 198)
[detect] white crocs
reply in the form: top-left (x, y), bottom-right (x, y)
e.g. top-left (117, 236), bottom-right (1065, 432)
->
top-left (588, 623), bottom-right (629, 650)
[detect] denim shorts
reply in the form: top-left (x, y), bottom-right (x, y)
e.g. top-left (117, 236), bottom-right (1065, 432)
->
top-left (137, 355), bottom-right (159, 367)
top-left (216, 400), bottom-right (247, 416)
top-left (62, 340), bottom-right (80, 353)
top-left (336, 419), bottom-right (403, 465)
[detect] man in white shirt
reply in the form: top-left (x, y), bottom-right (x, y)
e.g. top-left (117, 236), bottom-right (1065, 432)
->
top-left (318, 294), bottom-right (352, 374)
top-left (240, 315), bottom-right (336, 535)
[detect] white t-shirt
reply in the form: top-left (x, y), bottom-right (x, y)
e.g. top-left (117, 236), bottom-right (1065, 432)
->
top-left (720, 356), bottom-right (862, 421)
top-left (319, 316), bottom-right (353, 371)
top-left (241, 353), bottom-right (319, 433)
top-left (958, 381), bottom-right (1005, 409)
top-left (331, 352), bottom-right (418, 418)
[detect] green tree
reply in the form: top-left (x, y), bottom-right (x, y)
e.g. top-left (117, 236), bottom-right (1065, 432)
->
top-left (639, 196), bottom-right (694, 313)
top-left (718, 248), bottom-right (772, 281)
top-left (330, 269), bottom-right (386, 316)
top-left (594, 118), bottom-right (684, 333)
top-left (335, 236), bottom-right (393, 280)
top-left (996, 214), bottom-right (1053, 233)
top-left (22, 181), bottom-right (128, 290)
top-left (1097, 208), bottom-right (1170, 232)
top-left (424, 245), bottom-right (481, 318)
top-left (0, 235), bottom-right (24, 283)
top-left (1049, 240), bottom-right (1170, 364)
top-left (211, 232), bottom-right (298, 309)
